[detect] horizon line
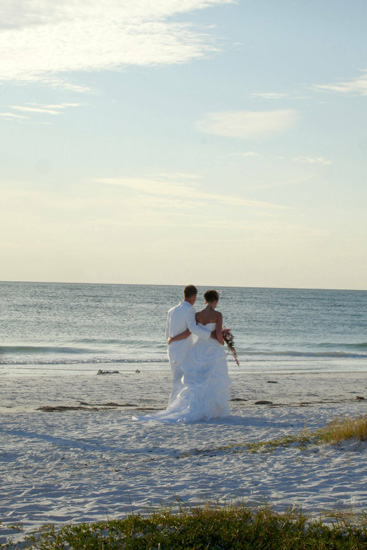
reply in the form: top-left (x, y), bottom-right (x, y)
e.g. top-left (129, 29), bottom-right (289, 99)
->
top-left (1, 280), bottom-right (366, 293)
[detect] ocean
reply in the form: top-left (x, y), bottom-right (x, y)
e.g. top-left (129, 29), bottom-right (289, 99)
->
top-left (1, 281), bottom-right (367, 375)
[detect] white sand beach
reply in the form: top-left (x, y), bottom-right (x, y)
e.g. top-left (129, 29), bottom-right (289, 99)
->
top-left (1, 370), bottom-right (367, 545)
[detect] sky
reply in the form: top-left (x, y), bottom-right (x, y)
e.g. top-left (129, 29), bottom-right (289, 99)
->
top-left (1, 0), bottom-right (366, 289)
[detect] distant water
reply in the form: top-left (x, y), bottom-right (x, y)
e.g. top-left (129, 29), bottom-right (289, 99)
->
top-left (1, 282), bottom-right (367, 375)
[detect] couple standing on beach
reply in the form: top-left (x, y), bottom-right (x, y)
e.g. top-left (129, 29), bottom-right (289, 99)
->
top-left (140, 285), bottom-right (231, 423)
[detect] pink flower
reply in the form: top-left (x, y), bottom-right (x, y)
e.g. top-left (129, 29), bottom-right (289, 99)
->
top-left (222, 326), bottom-right (240, 366)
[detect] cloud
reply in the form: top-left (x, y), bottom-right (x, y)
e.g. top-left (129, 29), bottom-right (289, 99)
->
top-left (293, 156), bottom-right (331, 166)
top-left (13, 106), bottom-right (62, 115)
top-left (0, 0), bottom-right (233, 88)
top-left (1, 102), bottom-right (82, 121)
top-left (251, 92), bottom-right (289, 99)
top-left (94, 173), bottom-right (285, 211)
top-left (1, 176), bottom-right (285, 237)
top-left (196, 109), bottom-right (298, 139)
top-left (34, 78), bottom-right (94, 93)
top-left (312, 70), bottom-right (367, 96)
top-left (0, 112), bottom-right (29, 120)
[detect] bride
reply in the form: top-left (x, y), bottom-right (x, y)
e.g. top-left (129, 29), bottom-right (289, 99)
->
top-left (139, 290), bottom-right (231, 423)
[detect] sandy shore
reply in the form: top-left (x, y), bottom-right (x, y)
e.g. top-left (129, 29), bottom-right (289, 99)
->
top-left (1, 370), bottom-right (367, 544)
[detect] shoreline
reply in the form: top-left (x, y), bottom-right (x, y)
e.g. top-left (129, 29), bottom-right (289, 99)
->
top-left (2, 357), bottom-right (367, 378)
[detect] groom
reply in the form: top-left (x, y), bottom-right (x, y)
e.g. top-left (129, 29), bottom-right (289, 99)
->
top-left (166, 284), bottom-right (213, 404)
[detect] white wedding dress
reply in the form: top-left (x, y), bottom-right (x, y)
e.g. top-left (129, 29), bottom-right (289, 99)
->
top-left (138, 323), bottom-right (231, 423)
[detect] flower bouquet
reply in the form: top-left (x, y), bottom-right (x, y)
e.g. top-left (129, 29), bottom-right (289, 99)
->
top-left (222, 327), bottom-right (240, 366)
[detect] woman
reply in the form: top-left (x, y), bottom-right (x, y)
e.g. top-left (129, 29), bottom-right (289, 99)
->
top-left (139, 290), bottom-right (231, 423)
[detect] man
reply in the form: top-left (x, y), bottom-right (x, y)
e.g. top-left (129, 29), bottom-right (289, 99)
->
top-left (166, 284), bottom-right (214, 404)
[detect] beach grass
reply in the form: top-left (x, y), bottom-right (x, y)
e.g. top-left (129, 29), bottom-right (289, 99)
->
top-left (317, 414), bottom-right (367, 445)
top-left (232, 414), bottom-right (367, 453)
top-left (4, 505), bottom-right (367, 549)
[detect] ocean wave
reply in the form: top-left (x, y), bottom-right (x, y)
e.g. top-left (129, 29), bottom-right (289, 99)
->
top-left (317, 342), bottom-right (367, 350)
top-left (0, 357), bottom-right (169, 366)
top-left (0, 345), bottom-right (104, 355)
top-left (1, 350), bottom-right (367, 366)
top-left (73, 338), bottom-right (124, 345)
top-left (244, 350), bottom-right (367, 359)
top-left (2, 341), bottom-right (367, 366)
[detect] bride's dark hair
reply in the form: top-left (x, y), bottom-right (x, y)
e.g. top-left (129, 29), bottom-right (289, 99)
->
top-left (204, 289), bottom-right (219, 303)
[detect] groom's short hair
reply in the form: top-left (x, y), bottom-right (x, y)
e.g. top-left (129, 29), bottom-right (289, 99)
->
top-left (183, 285), bottom-right (198, 299)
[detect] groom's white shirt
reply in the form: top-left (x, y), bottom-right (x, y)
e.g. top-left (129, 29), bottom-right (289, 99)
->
top-left (166, 301), bottom-right (210, 403)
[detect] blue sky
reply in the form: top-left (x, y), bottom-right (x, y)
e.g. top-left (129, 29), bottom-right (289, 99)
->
top-left (1, 0), bottom-right (366, 288)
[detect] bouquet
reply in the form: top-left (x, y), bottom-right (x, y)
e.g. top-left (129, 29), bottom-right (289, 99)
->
top-left (222, 327), bottom-right (240, 366)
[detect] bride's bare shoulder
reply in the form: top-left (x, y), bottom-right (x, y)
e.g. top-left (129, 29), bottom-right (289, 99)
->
top-left (196, 309), bottom-right (221, 324)
top-left (195, 310), bottom-right (206, 322)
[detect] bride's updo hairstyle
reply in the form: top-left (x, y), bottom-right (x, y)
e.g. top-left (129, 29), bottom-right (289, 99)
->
top-left (204, 289), bottom-right (219, 304)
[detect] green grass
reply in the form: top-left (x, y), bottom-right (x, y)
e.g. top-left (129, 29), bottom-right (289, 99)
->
top-left (317, 415), bottom-right (367, 445)
top-left (4, 505), bottom-right (367, 549)
top-left (215, 415), bottom-right (367, 454)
